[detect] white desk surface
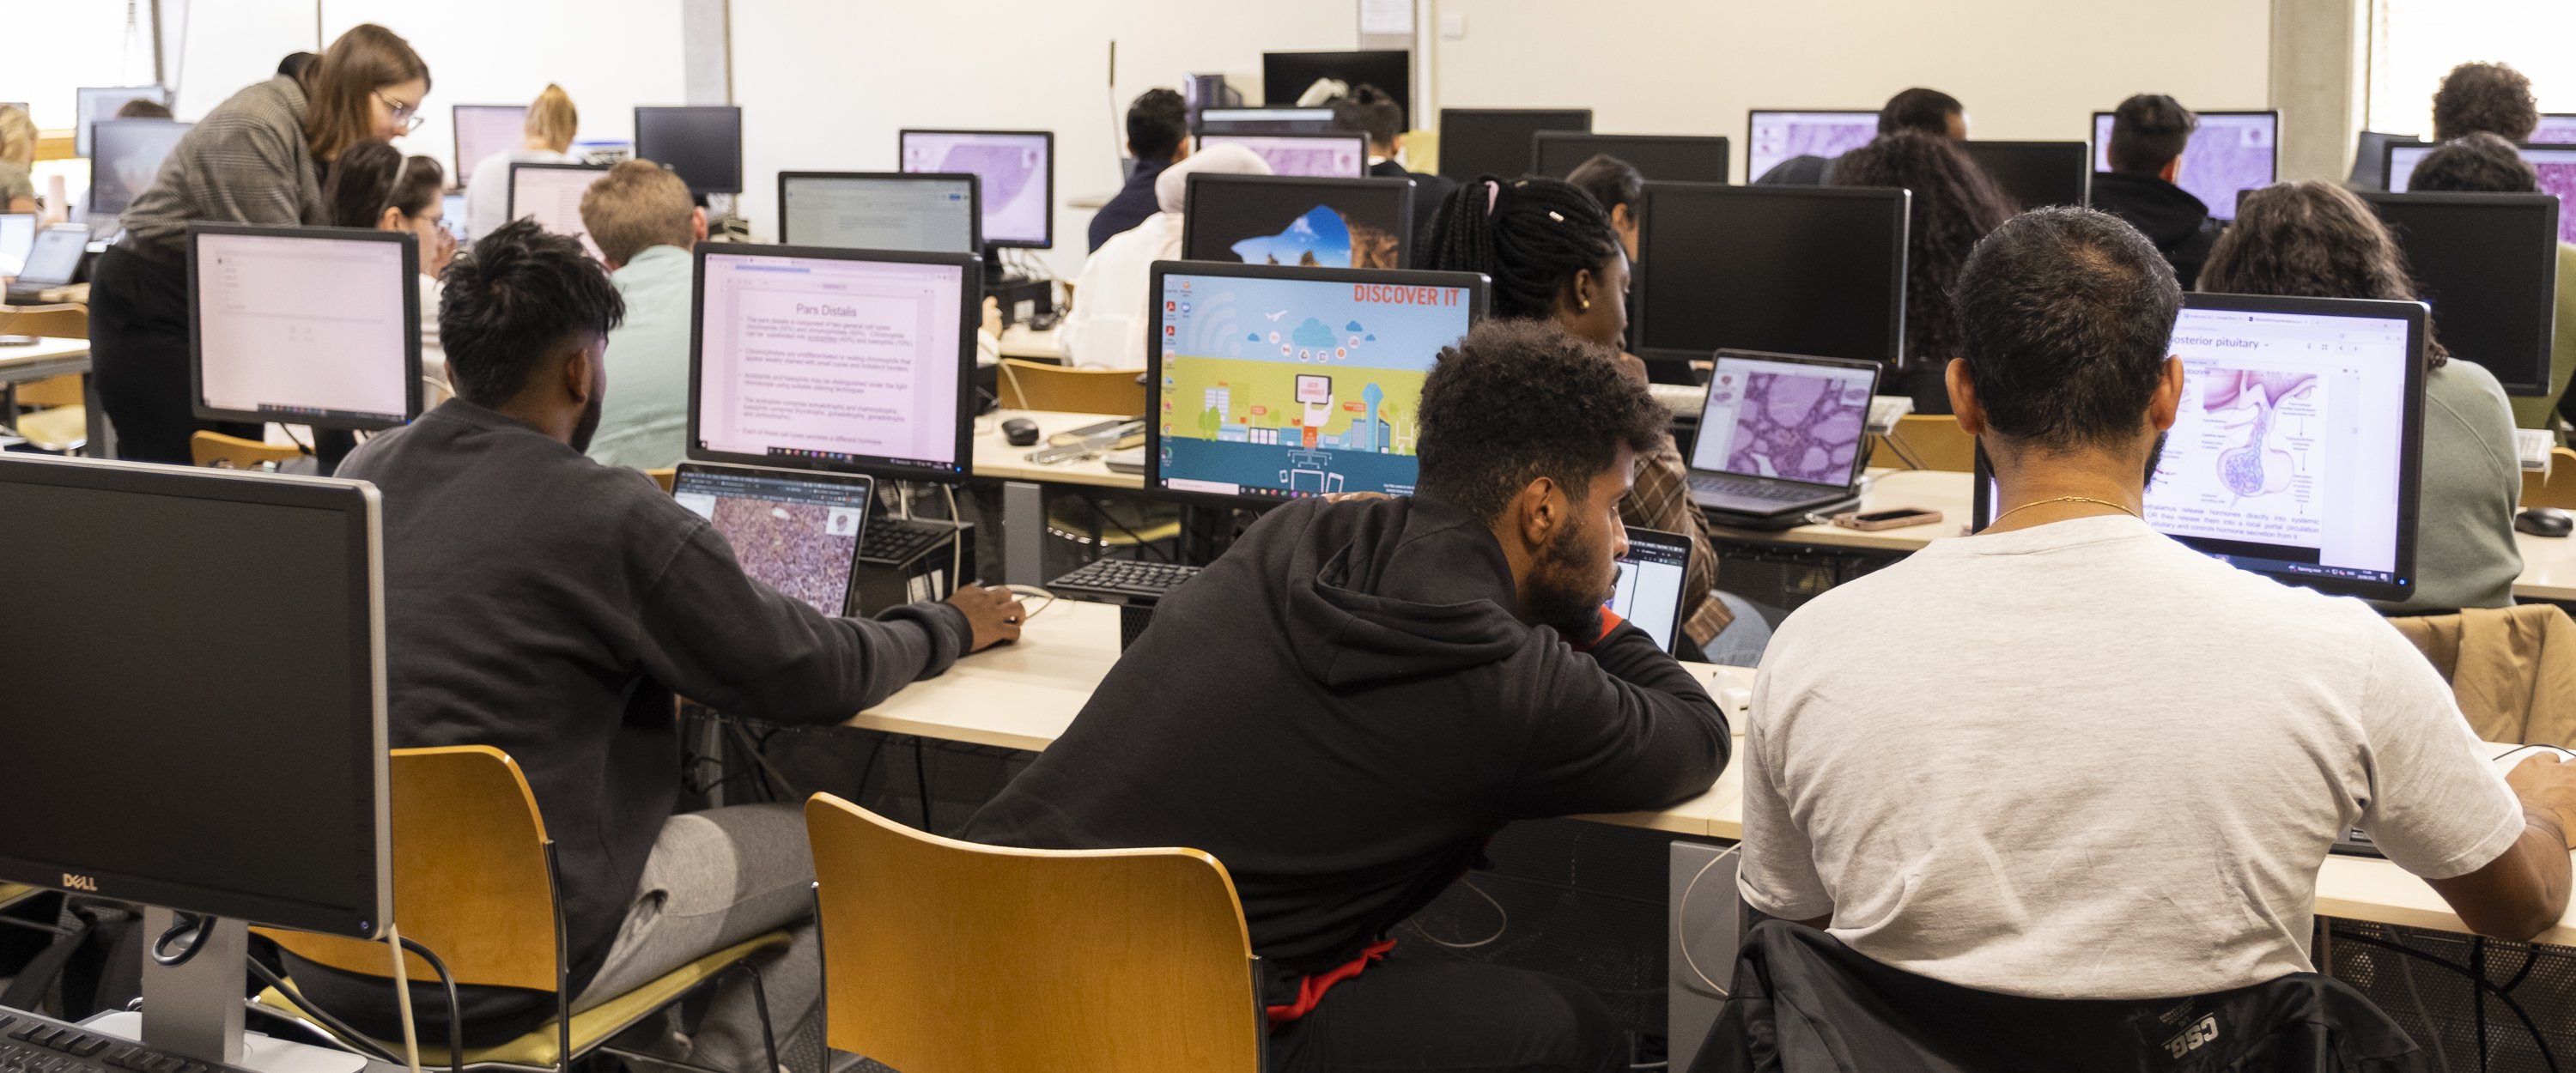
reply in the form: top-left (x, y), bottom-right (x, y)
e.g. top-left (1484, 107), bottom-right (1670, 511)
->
top-left (2512, 530), bottom-right (2576, 602)
top-left (970, 409), bottom-right (1141, 488)
top-left (997, 324), bottom-right (1063, 361)
top-left (0, 336), bottom-right (91, 381)
top-left (1704, 468), bottom-right (1973, 552)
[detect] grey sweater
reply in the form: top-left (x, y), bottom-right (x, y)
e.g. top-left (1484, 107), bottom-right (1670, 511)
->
top-left (118, 76), bottom-right (325, 258)
top-left (2374, 358), bottom-right (2524, 614)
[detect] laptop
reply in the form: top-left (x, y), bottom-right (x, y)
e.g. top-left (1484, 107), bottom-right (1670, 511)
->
top-left (1607, 527), bottom-right (1694, 657)
top-left (5, 227), bottom-right (88, 305)
top-left (1684, 349), bottom-right (1882, 526)
top-left (0, 214), bottom-right (33, 278)
top-left (670, 462), bottom-right (876, 617)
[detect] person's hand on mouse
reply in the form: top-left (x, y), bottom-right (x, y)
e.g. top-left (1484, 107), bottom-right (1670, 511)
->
top-left (948, 583), bottom-right (1028, 652)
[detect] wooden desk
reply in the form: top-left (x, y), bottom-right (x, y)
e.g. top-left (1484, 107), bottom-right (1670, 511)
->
top-left (0, 336), bottom-right (92, 385)
top-left (1706, 468), bottom-right (1971, 552)
top-left (971, 409), bottom-right (1142, 490)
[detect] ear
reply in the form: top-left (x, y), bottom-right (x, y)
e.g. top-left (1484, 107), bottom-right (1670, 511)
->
top-left (1569, 266), bottom-right (1598, 314)
top-left (1946, 357), bottom-right (1985, 437)
top-left (2159, 157), bottom-right (2183, 185)
top-left (378, 205), bottom-right (406, 232)
top-left (1391, 131), bottom-right (1408, 156)
top-left (1611, 203), bottom-right (1635, 232)
top-left (562, 338), bottom-right (598, 404)
top-left (691, 207), bottom-right (709, 244)
top-left (2148, 355), bottom-right (2184, 431)
top-left (1512, 476), bottom-right (1567, 552)
top-left (1172, 137), bottom-right (1193, 163)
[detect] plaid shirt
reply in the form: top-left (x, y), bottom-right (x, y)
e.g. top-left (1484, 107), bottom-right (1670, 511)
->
top-left (1624, 435), bottom-right (1733, 646)
top-left (120, 76), bottom-right (325, 258)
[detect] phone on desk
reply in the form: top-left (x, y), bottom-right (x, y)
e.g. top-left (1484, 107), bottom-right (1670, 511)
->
top-left (1831, 507), bottom-right (1941, 531)
top-left (0, 336), bottom-right (38, 347)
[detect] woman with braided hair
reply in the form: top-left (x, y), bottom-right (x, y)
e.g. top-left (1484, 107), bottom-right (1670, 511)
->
top-left (1422, 175), bottom-right (1774, 664)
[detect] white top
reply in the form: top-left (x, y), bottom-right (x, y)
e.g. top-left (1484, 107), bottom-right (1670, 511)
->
top-left (462, 147), bottom-right (580, 243)
top-left (1058, 211), bottom-right (1176, 370)
top-left (1738, 514), bottom-right (2525, 1000)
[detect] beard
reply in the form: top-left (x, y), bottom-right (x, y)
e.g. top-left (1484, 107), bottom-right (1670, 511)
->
top-left (2144, 431), bottom-right (2168, 489)
top-left (1525, 515), bottom-right (1619, 640)
top-left (568, 389), bottom-right (605, 453)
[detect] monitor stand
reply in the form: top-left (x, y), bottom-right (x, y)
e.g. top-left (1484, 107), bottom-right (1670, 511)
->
top-left (82, 909), bottom-right (367, 1073)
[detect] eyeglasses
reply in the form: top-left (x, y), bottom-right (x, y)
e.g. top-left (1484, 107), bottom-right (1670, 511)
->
top-left (375, 89), bottom-right (425, 135)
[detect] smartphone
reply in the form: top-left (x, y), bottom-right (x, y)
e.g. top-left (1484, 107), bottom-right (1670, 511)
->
top-left (1832, 507), bottom-right (1941, 531)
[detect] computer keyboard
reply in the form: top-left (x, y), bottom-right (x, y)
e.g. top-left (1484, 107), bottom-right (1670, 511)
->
top-left (1687, 474), bottom-right (1824, 503)
top-left (1047, 558), bottom-right (1202, 604)
top-left (860, 518), bottom-right (956, 566)
top-left (0, 1008), bottom-right (250, 1073)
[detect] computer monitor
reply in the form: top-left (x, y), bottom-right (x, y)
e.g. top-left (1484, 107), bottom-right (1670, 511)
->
top-left (451, 104), bottom-right (527, 188)
top-left (778, 171), bottom-right (981, 254)
top-left (86, 118), bottom-right (191, 221)
top-left (1180, 173), bottom-right (1414, 269)
top-left (190, 225), bottom-right (422, 431)
top-left (1532, 132), bottom-right (1731, 184)
top-left (1746, 110), bottom-right (1880, 180)
top-left (2090, 109), bottom-right (2276, 221)
top-left (507, 161), bottom-right (610, 259)
top-left (2386, 142), bottom-right (2576, 243)
top-left (2535, 114), bottom-right (2576, 144)
top-left (2357, 190), bottom-right (2560, 397)
top-left (635, 105), bottom-right (744, 196)
top-left (0, 213), bottom-right (33, 277)
top-left (1958, 140), bottom-right (2089, 209)
top-left (75, 84), bottom-right (169, 157)
top-left (441, 191), bottom-right (468, 243)
top-left (1971, 293), bottom-right (2427, 602)
top-left (2349, 131), bottom-right (2425, 191)
top-left (688, 245), bottom-right (981, 482)
top-left (1198, 107), bottom-right (1340, 135)
top-left (898, 129), bottom-right (1054, 249)
top-left (1689, 349), bottom-right (1880, 486)
top-left (1195, 132), bottom-right (1369, 179)
top-left (1608, 527), bottom-right (1693, 656)
top-left (1145, 261), bottom-right (1487, 502)
top-left (1633, 182), bottom-right (1909, 367)
top-left (1437, 108), bottom-right (1593, 182)
top-left (671, 463), bottom-right (875, 616)
top-left (1263, 50), bottom-right (1410, 114)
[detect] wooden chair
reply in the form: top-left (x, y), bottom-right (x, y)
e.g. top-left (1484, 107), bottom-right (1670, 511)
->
top-left (0, 306), bottom-right (91, 452)
top-left (0, 304), bottom-right (88, 341)
top-left (2524, 447), bottom-right (2576, 510)
top-left (191, 431), bottom-right (304, 470)
top-left (253, 747), bottom-right (787, 1073)
top-left (994, 359), bottom-right (1145, 415)
top-left (645, 467), bottom-right (677, 494)
top-left (805, 793), bottom-right (1261, 1073)
top-left (1870, 414), bottom-right (1975, 472)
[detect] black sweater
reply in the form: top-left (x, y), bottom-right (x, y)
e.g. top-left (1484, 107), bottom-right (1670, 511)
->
top-left (2088, 171), bottom-right (2223, 291)
top-left (963, 495), bottom-right (1728, 991)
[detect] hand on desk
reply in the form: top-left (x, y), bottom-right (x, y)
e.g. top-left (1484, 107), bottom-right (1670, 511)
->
top-left (950, 584), bottom-right (1028, 652)
top-left (2507, 752), bottom-right (2576, 851)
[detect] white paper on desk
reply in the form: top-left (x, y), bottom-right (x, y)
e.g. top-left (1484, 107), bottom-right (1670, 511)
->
top-left (1359, 0), bottom-right (1414, 36)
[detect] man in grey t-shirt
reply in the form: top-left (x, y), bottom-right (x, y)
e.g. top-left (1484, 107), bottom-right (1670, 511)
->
top-left (1739, 206), bottom-right (2576, 1000)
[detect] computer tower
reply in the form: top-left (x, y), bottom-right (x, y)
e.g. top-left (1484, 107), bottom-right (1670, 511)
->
top-left (854, 522), bottom-right (975, 613)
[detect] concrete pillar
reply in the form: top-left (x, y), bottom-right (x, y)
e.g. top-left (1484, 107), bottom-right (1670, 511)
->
top-left (2270, 0), bottom-right (2370, 183)
top-left (683, 0), bottom-right (732, 105)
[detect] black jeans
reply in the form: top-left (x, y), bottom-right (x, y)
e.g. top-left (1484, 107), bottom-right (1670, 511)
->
top-left (1268, 958), bottom-right (1627, 1073)
top-left (88, 243), bottom-right (256, 464)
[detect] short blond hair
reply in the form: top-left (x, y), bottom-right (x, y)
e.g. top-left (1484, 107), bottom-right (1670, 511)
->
top-left (0, 106), bottom-right (37, 169)
top-left (580, 160), bottom-right (695, 265)
top-left (526, 84), bottom-right (577, 154)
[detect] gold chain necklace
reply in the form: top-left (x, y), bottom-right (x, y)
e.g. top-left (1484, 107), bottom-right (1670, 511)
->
top-left (1990, 495), bottom-right (2142, 526)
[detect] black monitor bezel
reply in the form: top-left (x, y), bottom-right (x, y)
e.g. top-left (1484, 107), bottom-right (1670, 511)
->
top-left (74, 84), bottom-right (169, 158)
top-left (1743, 108), bottom-right (1880, 179)
top-left (449, 103), bottom-right (529, 190)
top-left (1955, 140), bottom-right (2092, 209)
top-left (1194, 130), bottom-right (1373, 179)
top-left (670, 461), bottom-right (879, 617)
top-left (684, 243), bottom-right (983, 483)
top-left (1178, 172), bottom-right (1419, 269)
top-left (1968, 291), bottom-right (2429, 603)
top-left (1261, 50), bottom-right (1411, 115)
top-left (896, 128), bottom-right (1056, 250)
top-left (2090, 108), bottom-right (2277, 220)
top-left (1142, 259), bottom-right (1490, 506)
top-left (1613, 525), bottom-right (1695, 657)
top-left (186, 223), bottom-right (423, 432)
top-left (84, 118), bottom-right (192, 221)
top-left (1434, 108), bottom-right (1595, 182)
top-left (1530, 132), bottom-right (1733, 184)
top-left (0, 454), bottom-right (390, 939)
top-left (634, 105), bottom-right (745, 196)
top-left (776, 170), bottom-right (984, 254)
top-left (1631, 181), bottom-right (1911, 367)
top-left (2355, 189), bottom-right (2560, 397)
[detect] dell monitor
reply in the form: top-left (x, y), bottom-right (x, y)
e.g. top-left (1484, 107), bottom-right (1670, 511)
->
top-left (1437, 108), bottom-right (1593, 182)
top-left (1263, 50), bottom-right (1410, 114)
top-left (507, 161), bottom-right (610, 259)
top-left (2091, 109), bottom-right (2276, 221)
top-left (1146, 261), bottom-right (1486, 501)
top-left (86, 118), bottom-right (191, 221)
top-left (1180, 173), bottom-right (1415, 269)
top-left (778, 171), bottom-right (981, 254)
top-left (2387, 142), bottom-right (2576, 244)
top-left (1746, 110), bottom-right (1880, 181)
top-left (1533, 132), bottom-right (1731, 185)
top-left (190, 224), bottom-right (422, 432)
top-left (451, 104), bottom-right (528, 188)
top-left (1958, 140), bottom-right (2089, 209)
top-left (2535, 114), bottom-right (2576, 144)
top-left (1198, 107), bottom-right (1340, 135)
top-left (1972, 293), bottom-right (2427, 602)
top-left (1196, 131), bottom-right (1369, 179)
top-left (898, 129), bottom-right (1054, 251)
top-left (75, 84), bottom-right (169, 157)
top-left (688, 245), bottom-right (981, 482)
top-left (1634, 182), bottom-right (1909, 367)
top-left (2349, 131), bottom-right (2424, 191)
top-left (2358, 191), bottom-right (2560, 397)
top-left (635, 105), bottom-right (744, 196)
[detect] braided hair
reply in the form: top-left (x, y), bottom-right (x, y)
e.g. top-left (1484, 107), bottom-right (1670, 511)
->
top-left (1420, 175), bottom-right (1622, 321)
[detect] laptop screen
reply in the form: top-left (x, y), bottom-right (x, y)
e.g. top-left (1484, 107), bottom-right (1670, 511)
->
top-left (671, 464), bottom-right (874, 617)
top-left (0, 215), bottom-right (33, 277)
top-left (1608, 527), bottom-right (1692, 655)
top-left (19, 227), bottom-right (88, 288)
top-left (1689, 352), bottom-right (1878, 487)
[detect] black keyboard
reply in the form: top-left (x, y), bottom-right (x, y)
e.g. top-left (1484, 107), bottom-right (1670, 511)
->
top-left (860, 518), bottom-right (956, 566)
top-left (1048, 559), bottom-right (1202, 605)
top-left (1687, 474), bottom-right (1828, 503)
top-left (0, 1008), bottom-right (249, 1073)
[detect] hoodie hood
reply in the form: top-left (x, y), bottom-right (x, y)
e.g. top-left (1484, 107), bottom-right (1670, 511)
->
top-left (1269, 497), bottom-right (1534, 688)
top-left (2089, 171), bottom-right (2215, 247)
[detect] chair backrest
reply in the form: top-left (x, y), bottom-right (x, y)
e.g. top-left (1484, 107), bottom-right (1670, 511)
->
top-left (995, 359), bottom-right (1145, 415)
top-left (0, 304), bottom-right (88, 341)
top-left (15, 374), bottom-right (81, 409)
top-left (645, 467), bottom-right (676, 494)
top-left (259, 747), bottom-right (561, 991)
top-left (805, 793), bottom-right (1261, 1073)
top-left (2524, 447), bottom-right (2576, 510)
top-left (2387, 603), bottom-right (2576, 745)
top-left (1869, 414), bottom-right (1974, 472)
top-left (190, 432), bottom-right (304, 470)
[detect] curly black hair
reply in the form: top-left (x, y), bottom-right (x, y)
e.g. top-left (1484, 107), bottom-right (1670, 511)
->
top-left (2432, 62), bottom-right (2538, 142)
top-left (1126, 88), bottom-right (1188, 161)
top-left (1417, 318), bottom-right (1668, 521)
top-left (438, 217), bottom-right (626, 404)
top-left (1419, 176), bottom-right (1621, 321)
top-left (1879, 88), bottom-right (1964, 136)
top-left (2202, 181), bottom-right (2445, 369)
top-left (2409, 130), bottom-right (2539, 193)
top-left (1832, 130), bottom-right (2017, 368)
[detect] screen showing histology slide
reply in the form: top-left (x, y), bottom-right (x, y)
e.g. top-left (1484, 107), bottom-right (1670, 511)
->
top-left (1690, 354), bottom-right (1877, 488)
top-left (2093, 112), bottom-right (2275, 221)
top-left (900, 131), bottom-right (1049, 245)
top-left (1197, 134), bottom-right (1369, 179)
top-left (1747, 112), bottom-right (1880, 179)
top-left (672, 466), bottom-right (870, 617)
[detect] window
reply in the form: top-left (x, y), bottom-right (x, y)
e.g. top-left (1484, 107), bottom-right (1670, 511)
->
top-left (2369, 0), bottom-right (2576, 136)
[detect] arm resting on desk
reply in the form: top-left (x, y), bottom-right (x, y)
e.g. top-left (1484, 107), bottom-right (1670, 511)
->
top-left (2424, 756), bottom-right (2576, 941)
top-left (1504, 621), bottom-right (1731, 820)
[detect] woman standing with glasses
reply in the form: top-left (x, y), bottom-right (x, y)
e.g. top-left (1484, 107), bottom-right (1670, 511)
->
top-left (89, 23), bottom-right (431, 464)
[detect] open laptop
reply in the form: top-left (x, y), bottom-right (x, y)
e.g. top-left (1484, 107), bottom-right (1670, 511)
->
top-left (1607, 527), bottom-right (1694, 656)
top-left (670, 463), bottom-right (876, 617)
top-left (0, 214), bottom-right (33, 278)
top-left (1684, 349), bottom-right (1882, 526)
top-left (5, 227), bottom-right (88, 305)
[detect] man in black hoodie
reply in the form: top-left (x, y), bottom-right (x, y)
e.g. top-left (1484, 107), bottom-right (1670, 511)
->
top-left (2088, 94), bottom-right (2224, 289)
top-left (963, 318), bottom-right (1731, 1072)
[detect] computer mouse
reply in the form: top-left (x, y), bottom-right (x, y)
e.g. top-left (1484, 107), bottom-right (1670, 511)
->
top-left (1002, 417), bottom-right (1041, 447)
top-left (2516, 507), bottom-right (2573, 538)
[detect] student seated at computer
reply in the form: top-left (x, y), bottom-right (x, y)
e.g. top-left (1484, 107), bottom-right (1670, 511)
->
top-left (1565, 153), bottom-right (1643, 258)
top-left (1735, 205), bottom-right (2576, 1019)
top-left (113, 97), bottom-right (174, 120)
top-left (1829, 130), bottom-right (2013, 414)
top-left (2200, 182), bottom-right (2520, 614)
top-left (572, 159), bottom-right (704, 468)
top-left (297, 219), bottom-right (1028, 1070)
top-left (2432, 61), bottom-right (2540, 143)
top-left (1755, 87), bottom-right (1965, 186)
top-left (1088, 88), bottom-right (1190, 252)
top-left (0, 105), bottom-right (39, 217)
top-left (315, 141), bottom-right (452, 471)
top-left (2409, 133), bottom-right (2576, 433)
top-left (965, 319), bottom-right (1727, 1071)
top-left (2087, 94), bottom-right (2221, 290)
top-left (1060, 142), bottom-right (1268, 368)
top-left (463, 82), bottom-right (580, 242)
top-left (1333, 82), bottom-right (1456, 209)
